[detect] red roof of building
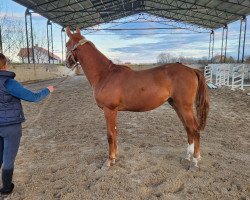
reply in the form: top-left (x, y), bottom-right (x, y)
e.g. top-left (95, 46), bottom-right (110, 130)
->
top-left (17, 46), bottom-right (61, 60)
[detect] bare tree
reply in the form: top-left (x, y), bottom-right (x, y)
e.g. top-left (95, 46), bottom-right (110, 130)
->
top-left (33, 29), bottom-right (47, 64)
top-left (245, 55), bottom-right (250, 63)
top-left (0, 12), bottom-right (26, 62)
top-left (113, 59), bottom-right (122, 64)
top-left (157, 52), bottom-right (197, 64)
top-left (157, 52), bottom-right (172, 64)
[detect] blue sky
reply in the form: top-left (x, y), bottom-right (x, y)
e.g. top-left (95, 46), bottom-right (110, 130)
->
top-left (1, 0), bottom-right (250, 63)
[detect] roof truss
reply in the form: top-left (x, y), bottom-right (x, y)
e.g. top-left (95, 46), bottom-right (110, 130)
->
top-left (13, 0), bottom-right (250, 30)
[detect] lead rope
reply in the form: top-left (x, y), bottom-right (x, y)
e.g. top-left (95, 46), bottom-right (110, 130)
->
top-left (22, 65), bottom-right (78, 129)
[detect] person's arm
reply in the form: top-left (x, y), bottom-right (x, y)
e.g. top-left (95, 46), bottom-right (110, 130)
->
top-left (5, 79), bottom-right (51, 102)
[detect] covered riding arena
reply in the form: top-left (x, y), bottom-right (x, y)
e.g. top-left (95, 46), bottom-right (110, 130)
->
top-left (2, 0), bottom-right (250, 199)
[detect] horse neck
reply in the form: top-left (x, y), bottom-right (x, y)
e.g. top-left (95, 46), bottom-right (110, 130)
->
top-left (76, 43), bottom-right (111, 87)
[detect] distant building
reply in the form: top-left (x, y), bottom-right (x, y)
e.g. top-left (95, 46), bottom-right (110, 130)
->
top-left (17, 44), bottom-right (62, 64)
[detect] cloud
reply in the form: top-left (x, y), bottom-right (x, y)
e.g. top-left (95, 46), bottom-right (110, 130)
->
top-left (107, 17), bottom-right (250, 63)
top-left (110, 33), bottom-right (209, 54)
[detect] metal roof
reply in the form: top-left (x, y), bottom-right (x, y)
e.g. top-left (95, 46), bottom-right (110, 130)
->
top-left (13, 0), bottom-right (250, 30)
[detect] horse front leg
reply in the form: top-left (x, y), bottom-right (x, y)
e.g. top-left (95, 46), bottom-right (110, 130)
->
top-left (103, 107), bottom-right (118, 168)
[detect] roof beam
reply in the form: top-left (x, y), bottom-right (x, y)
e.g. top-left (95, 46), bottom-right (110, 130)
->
top-left (145, 3), bottom-right (223, 28)
top-left (49, 0), bottom-right (117, 21)
top-left (59, 0), bottom-right (140, 26)
top-left (147, 0), bottom-right (232, 21)
top-left (217, 0), bottom-right (250, 8)
top-left (170, 0), bottom-right (243, 17)
top-left (148, 12), bottom-right (213, 30)
top-left (28, 0), bottom-right (61, 9)
top-left (13, 0), bottom-right (250, 30)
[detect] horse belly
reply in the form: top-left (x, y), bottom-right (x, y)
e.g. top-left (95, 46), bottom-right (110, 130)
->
top-left (119, 88), bottom-right (169, 112)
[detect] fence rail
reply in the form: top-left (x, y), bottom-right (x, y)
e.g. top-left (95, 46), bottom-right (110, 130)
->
top-left (205, 64), bottom-right (249, 90)
top-left (231, 65), bottom-right (244, 90)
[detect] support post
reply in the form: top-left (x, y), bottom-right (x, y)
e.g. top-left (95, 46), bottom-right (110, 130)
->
top-left (47, 20), bottom-right (51, 64)
top-left (224, 25), bottom-right (228, 63)
top-left (237, 16), bottom-right (247, 63)
top-left (209, 30), bottom-right (214, 63)
top-left (65, 30), bottom-right (67, 45)
top-left (0, 26), bottom-right (2, 53)
top-left (61, 28), bottom-right (65, 63)
top-left (29, 12), bottom-right (35, 64)
top-left (211, 30), bottom-right (214, 63)
top-left (242, 17), bottom-right (247, 63)
top-left (50, 22), bottom-right (54, 64)
top-left (220, 25), bottom-right (228, 63)
top-left (25, 9), bottom-right (30, 64)
top-left (238, 18), bottom-right (243, 63)
top-left (209, 30), bottom-right (212, 60)
top-left (220, 27), bottom-right (225, 63)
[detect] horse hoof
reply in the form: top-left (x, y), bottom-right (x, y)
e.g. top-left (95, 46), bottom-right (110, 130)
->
top-left (184, 157), bottom-right (191, 162)
top-left (189, 164), bottom-right (199, 172)
top-left (111, 159), bottom-right (116, 165)
top-left (101, 159), bottom-right (111, 170)
top-left (180, 157), bottom-right (191, 170)
top-left (180, 157), bottom-right (189, 163)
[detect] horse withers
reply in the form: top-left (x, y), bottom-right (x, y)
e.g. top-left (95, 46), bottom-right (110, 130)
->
top-left (65, 27), bottom-right (209, 171)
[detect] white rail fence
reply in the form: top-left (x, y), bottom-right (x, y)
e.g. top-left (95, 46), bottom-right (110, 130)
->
top-left (205, 64), bottom-right (250, 90)
top-left (231, 65), bottom-right (245, 90)
top-left (204, 65), bottom-right (213, 83)
top-left (215, 67), bottom-right (230, 87)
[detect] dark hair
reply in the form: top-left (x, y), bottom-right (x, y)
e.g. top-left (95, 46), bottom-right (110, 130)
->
top-left (0, 53), bottom-right (7, 68)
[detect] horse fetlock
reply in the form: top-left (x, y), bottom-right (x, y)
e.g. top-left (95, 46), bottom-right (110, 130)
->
top-left (188, 157), bottom-right (201, 172)
top-left (192, 157), bottom-right (201, 167)
top-left (115, 148), bottom-right (119, 157)
top-left (187, 143), bottom-right (194, 155)
top-left (185, 154), bottom-right (192, 161)
top-left (109, 155), bottom-right (116, 165)
top-left (103, 158), bottom-right (115, 167)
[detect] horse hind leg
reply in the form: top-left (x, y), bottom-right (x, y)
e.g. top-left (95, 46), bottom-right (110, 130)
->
top-left (180, 108), bottom-right (201, 170)
top-left (169, 99), bottom-right (201, 170)
top-left (168, 99), bottom-right (194, 160)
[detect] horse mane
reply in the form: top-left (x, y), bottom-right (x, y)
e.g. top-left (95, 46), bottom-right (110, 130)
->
top-left (111, 64), bottom-right (132, 72)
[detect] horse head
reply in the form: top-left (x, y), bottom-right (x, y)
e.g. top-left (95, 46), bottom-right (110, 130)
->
top-left (65, 27), bottom-right (86, 69)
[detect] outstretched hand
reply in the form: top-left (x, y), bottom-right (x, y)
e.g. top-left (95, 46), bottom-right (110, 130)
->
top-left (47, 85), bottom-right (54, 93)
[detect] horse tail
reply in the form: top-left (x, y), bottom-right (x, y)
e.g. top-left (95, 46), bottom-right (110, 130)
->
top-left (194, 69), bottom-right (209, 131)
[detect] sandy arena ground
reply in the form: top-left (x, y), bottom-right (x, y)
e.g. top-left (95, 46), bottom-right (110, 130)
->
top-left (1, 74), bottom-right (249, 200)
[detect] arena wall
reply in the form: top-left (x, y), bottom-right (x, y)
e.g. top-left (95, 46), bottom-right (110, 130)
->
top-left (8, 64), bottom-right (71, 83)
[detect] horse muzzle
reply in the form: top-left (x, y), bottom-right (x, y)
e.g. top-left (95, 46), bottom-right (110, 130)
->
top-left (65, 51), bottom-right (77, 69)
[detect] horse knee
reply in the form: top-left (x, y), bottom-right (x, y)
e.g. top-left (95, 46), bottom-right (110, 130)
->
top-left (107, 133), bottom-right (115, 144)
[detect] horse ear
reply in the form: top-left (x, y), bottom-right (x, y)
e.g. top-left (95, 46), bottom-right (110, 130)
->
top-left (66, 26), bottom-right (72, 37)
top-left (76, 27), bottom-right (81, 34)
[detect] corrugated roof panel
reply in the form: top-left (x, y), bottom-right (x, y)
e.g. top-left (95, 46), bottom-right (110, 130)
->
top-left (13, 0), bottom-right (250, 30)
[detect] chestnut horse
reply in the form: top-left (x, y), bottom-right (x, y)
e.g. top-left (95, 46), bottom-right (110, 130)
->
top-left (65, 27), bottom-right (209, 170)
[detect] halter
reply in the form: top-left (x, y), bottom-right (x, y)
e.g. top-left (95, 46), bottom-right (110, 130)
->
top-left (65, 38), bottom-right (90, 69)
top-left (65, 38), bottom-right (114, 71)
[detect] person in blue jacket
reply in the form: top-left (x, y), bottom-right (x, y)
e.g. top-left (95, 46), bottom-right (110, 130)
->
top-left (0, 53), bottom-right (54, 195)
